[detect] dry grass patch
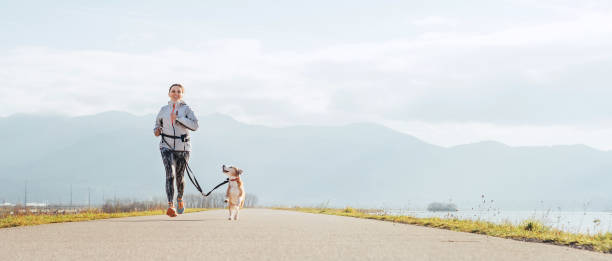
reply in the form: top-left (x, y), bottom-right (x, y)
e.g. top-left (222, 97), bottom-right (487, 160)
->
top-left (0, 208), bottom-right (209, 229)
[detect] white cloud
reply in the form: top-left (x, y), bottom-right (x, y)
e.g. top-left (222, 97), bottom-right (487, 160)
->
top-left (412, 16), bottom-right (457, 27)
top-left (2, 8), bottom-right (612, 149)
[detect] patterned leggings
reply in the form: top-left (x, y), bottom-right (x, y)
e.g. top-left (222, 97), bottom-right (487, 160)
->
top-left (160, 147), bottom-right (190, 203)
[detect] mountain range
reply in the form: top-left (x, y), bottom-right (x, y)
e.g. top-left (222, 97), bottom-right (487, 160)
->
top-left (0, 112), bottom-right (610, 211)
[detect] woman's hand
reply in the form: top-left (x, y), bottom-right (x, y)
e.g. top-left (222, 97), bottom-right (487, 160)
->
top-left (154, 128), bottom-right (161, 137)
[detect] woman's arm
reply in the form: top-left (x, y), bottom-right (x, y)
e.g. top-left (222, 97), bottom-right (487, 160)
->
top-left (154, 108), bottom-right (163, 136)
top-left (176, 105), bottom-right (199, 131)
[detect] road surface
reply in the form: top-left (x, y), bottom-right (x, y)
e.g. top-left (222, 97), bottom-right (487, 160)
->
top-left (1, 208), bottom-right (610, 260)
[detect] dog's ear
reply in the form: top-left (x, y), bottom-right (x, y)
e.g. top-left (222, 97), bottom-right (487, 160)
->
top-left (236, 168), bottom-right (243, 175)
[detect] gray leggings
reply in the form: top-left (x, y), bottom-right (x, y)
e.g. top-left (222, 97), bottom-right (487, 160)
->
top-left (160, 147), bottom-right (190, 203)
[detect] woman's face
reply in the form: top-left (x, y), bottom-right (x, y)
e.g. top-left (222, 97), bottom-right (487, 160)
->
top-left (168, 86), bottom-right (183, 101)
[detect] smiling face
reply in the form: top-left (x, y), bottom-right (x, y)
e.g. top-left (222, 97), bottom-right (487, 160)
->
top-left (168, 85), bottom-right (184, 102)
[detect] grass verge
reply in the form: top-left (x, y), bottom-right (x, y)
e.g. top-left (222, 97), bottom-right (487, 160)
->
top-left (0, 208), bottom-right (209, 229)
top-left (276, 207), bottom-right (612, 254)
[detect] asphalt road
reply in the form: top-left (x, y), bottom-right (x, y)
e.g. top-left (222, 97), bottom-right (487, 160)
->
top-left (1, 209), bottom-right (611, 261)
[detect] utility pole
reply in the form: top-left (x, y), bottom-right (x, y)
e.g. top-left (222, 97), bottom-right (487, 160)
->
top-left (70, 184), bottom-right (73, 208)
top-left (24, 181), bottom-right (27, 207)
top-left (88, 187), bottom-right (91, 209)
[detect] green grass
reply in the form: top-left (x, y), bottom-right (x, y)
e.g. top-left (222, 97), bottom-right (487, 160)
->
top-left (0, 208), bottom-right (209, 229)
top-left (276, 207), bottom-right (612, 254)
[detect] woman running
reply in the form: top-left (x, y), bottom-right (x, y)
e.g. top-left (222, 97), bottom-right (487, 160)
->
top-left (153, 83), bottom-right (199, 217)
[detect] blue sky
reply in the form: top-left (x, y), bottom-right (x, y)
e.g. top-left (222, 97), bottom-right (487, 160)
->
top-left (2, 0), bottom-right (612, 149)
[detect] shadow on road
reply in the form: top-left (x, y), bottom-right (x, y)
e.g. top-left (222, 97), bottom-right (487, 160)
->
top-left (107, 219), bottom-right (211, 223)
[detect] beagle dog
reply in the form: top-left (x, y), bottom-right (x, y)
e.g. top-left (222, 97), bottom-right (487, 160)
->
top-left (222, 165), bottom-right (245, 220)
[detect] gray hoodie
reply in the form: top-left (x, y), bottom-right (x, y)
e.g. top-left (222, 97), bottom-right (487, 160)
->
top-left (154, 100), bottom-right (199, 151)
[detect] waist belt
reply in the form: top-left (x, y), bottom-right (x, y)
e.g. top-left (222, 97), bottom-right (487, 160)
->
top-left (161, 133), bottom-right (190, 142)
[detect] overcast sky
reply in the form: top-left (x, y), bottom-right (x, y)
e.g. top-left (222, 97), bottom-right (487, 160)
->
top-left (2, 0), bottom-right (612, 149)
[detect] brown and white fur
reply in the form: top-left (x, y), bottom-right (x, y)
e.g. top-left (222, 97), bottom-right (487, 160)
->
top-left (222, 165), bottom-right (245, 220)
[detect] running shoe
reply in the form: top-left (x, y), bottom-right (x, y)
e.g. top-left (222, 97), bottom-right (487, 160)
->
top-left (166, 207), bottom-right (177, 217)
top-left (177, 199), bottom-right (185, 214)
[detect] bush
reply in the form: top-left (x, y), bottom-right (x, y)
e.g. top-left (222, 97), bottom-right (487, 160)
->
top-left (427, 202), bottom-right (458, 212)
top-left (343, 207), bottom-right (356, 213)
top-left (102, 199), bottom-right (165, 213)
top-left (521, 219), bottom-right (546, 232)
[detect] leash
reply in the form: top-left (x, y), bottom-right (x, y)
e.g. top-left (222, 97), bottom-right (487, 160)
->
top-left (201, 177), bottom-right (230, 196)
top-left (183, 158), bottom-right (229, 197)
top-left (160, 132), bottom-right (229, 197)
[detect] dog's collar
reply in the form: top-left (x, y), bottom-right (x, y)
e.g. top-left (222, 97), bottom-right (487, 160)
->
top-left (229, 177), bottom-right (240, 182)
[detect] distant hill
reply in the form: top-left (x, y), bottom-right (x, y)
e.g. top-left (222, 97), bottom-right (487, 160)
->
top-left (1, 112), bottom-right (610, 210)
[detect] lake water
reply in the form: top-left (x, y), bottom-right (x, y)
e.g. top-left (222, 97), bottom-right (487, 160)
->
top-left (381, 209), bottom-right (612, 234)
